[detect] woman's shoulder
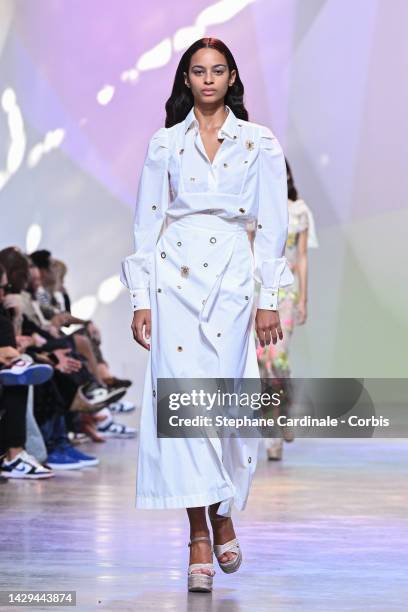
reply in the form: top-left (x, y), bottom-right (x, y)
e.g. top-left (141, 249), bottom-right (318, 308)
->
top-left (148, 124), bottom-right (180, 151)
top-left (239, 120), bottom-right (282, 153)
top-left (237, 119), bottom-right (278, 139)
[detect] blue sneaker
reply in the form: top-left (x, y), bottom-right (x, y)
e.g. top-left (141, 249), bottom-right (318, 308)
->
top-left (45, 449), bottom-right (83, 470)
top-left (60, 445), bottom-right (99, 467)
top-left (0, 361), bottom-right (54, 386)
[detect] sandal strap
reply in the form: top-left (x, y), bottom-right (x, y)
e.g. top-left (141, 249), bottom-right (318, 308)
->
top-left (214, 538), bottom-right (240, 557)
top-left (188, 563), bottom-right (215, 576)
top-left (188, 536), bottom-right (211, 546)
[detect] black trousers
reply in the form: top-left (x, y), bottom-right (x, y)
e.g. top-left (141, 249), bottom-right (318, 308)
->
top-left (0, 386), bottom-right (28, 454)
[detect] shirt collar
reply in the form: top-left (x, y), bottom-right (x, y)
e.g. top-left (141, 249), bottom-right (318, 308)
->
top-left (183, 104), bottom-right (239, 139)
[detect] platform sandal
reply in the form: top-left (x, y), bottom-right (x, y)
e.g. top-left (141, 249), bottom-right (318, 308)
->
top-left (210, 515), bottom-right (242, 574)
top-left (187, 536), bottom-right (215, 592)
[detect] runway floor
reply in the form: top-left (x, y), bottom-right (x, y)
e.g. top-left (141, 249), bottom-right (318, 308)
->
top-left (1, 414), bottom-right (407, 611)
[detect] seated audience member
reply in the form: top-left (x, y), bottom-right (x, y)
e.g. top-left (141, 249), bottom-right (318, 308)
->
top-left (0, 262), bottom-right (54, 479)
top-left (29, 250), bottom-right (132, 391)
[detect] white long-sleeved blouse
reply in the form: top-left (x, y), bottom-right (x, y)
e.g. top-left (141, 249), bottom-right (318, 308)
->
top-left (120, 104), bottom-right (294, 311)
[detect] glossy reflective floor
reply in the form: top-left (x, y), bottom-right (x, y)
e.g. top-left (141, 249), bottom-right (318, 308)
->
top-left (1, 425), bottom-right (408, 611)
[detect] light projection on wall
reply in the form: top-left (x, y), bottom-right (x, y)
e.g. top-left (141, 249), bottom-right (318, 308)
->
top-left (0, 88), bottom-right (26, 190)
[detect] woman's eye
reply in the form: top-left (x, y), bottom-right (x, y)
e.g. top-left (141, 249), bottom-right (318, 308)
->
top-left (192, 70), bottom-right (225, 76)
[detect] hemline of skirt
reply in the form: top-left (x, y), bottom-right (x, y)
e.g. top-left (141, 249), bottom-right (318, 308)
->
top-left (135, 484), bottom-right (237, 511)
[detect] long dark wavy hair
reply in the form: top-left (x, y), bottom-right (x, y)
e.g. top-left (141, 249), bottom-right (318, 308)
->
top-left (165, 38), bottom-right (249, 128)
top-left (285, 158), bottom-right (298, 201)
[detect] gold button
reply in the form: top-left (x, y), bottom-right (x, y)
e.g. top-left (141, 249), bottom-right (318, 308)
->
top-left (152, 205), bottom-right (157, 210)
top-left (179, 148), bottom-right (184, 154)
top-left (239, 208), bottom-right (245, 214)
top-left (203, 262), bottom-right (208, 267)
top-left (160, 252), bottom-right (166, 258)
top-left (177, 346), bottom-right (183, 352)
top-left (223, 162), bottom-right (228, 167)
top-left (209, 237), bottom-right (216, 244)
top-left (258, 224), bottom-right (262, 229)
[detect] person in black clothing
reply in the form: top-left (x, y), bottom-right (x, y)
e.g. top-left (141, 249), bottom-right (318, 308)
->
top-left (0, 262), bottom-right (54, 478)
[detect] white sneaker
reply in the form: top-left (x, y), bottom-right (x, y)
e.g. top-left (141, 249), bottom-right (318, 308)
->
top-left (0, 450), bottom-right (54, 479)
top-left (97, 415), bottom-right (137, 438)
top-left (108, 400), bottom-right (136, 413)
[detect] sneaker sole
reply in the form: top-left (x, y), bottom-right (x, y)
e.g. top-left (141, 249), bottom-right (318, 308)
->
top-left (0, 365), bottom-right (53, 386)
top-left (0, 470), bottom-right (54, 479)
top-left (45, 462), bottom-right (84, 470)
top-left (98, 430), bottom-right (136, 438)
top-left (77, 459), bottom-right (100, 467)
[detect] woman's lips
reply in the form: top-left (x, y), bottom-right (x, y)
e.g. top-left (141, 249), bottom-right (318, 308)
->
top-left (202, 89), bottom-right (216, 95)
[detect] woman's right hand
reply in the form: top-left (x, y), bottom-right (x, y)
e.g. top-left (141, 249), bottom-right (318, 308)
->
top-left (131, 309), bottom-right (151, 350)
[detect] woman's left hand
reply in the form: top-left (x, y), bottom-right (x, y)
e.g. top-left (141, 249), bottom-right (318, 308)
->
top-left (255, 309), bottom-right (283, 347)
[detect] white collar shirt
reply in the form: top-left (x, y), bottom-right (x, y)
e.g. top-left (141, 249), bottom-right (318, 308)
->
top-left (121, 104), bottom-right (294, 311)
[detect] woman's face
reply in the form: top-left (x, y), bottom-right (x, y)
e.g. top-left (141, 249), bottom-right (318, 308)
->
top-left (184, 48), bottom-right (236, 106)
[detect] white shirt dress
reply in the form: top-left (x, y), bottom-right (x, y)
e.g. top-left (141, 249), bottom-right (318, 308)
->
top-left (120, 104), bottom-right (293, 516)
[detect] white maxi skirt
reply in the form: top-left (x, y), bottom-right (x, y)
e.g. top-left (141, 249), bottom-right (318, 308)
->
top-left (135, 213), bottom-right (261, 517)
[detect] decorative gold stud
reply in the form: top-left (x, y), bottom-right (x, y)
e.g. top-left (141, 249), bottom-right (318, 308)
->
top-left (177, 241), bottom-right (182, 246)
top-left (203, 262), bottom-right (208, 267)
top-left (239, 208), bottom-right (245, 214)
top-left (209, 237), bottom-right (216, 244)
top-left (177, 346), bottom-right (183, 352)
top-left (152, 205), bottom-right (157, 210)
top-left (245, 140), bottom-right (255, 151)
top-left (160, 252), bottom-right (166, 258)
top-left (180, 265), bottom-right (189, 278)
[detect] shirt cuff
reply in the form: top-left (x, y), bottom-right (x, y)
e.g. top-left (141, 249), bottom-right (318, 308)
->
top-left (129, 288), bottom-right (150, 311)
top-left (258, 286), bottom-right (279, 311)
